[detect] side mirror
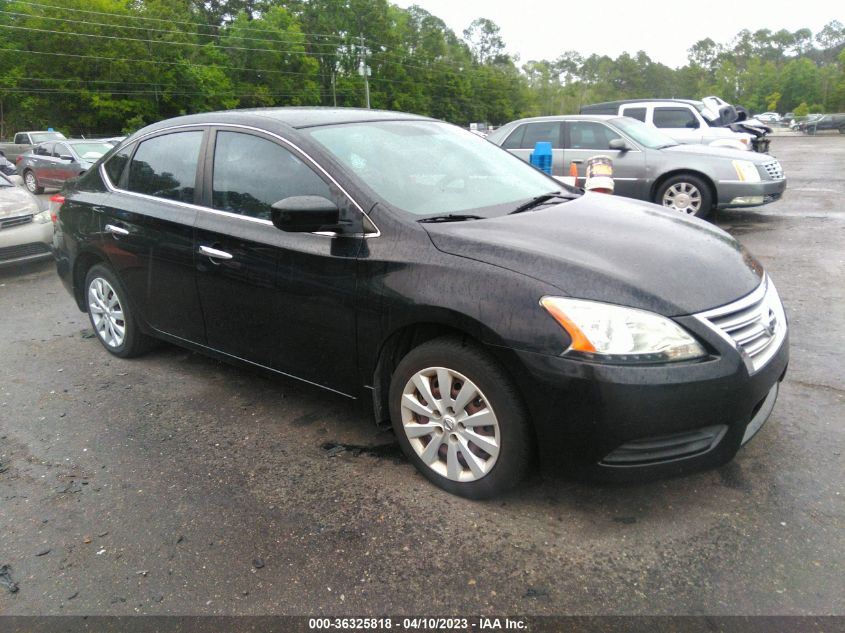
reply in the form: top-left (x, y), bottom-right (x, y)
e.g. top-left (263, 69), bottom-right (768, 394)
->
top-left (60, 155), bottom-right (74, 161)
top-left (608, 138), bottom-right (629, 152)
top-left (271, 196), bottom-right (340, 233)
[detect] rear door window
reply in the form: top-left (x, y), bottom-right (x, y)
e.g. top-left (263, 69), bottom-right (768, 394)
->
top-left (518, 122), bottom-right (562, 149)
top-left (622, 107), bottom-right (647, 122)
top-left (35, 143), bottom-right (52, 157)
top-left (653, 107), bottom-right (699, 129)
top-left (211, 131), bottom-right (331, 221)
top-left (127, 131), bottom-right (203, 203)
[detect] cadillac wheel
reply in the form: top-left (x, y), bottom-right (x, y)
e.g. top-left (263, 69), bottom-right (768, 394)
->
top-left (389, 337), bottom-right (531, 499)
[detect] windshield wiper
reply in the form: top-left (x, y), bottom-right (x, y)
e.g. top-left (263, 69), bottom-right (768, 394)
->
top-left (509, 191), bottom-right (570, 215)
top-left (418, 214), bottom-right (485, 223)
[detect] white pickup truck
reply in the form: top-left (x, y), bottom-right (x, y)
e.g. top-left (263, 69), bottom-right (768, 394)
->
top-left (580, 99), bottom-right (754, 151)
top-left (0, 130), bottom-right (67, 163)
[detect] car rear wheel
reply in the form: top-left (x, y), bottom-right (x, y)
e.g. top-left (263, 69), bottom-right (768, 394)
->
top-left (84, 264), bottom-right (151, 358)
top-left (23, 170), bottom-right (44, 195)
top-left (389, 337), bottom-right (532, 499)
top-left (655, 174), bottom-right (712, 219)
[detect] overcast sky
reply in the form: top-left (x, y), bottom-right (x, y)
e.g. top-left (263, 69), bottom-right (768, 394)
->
top-left (393, 0), bottom-right (841, 68)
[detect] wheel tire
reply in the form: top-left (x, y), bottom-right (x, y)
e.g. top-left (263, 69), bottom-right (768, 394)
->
top-left (84, 264), bottom-right (151, 358)
top-left (23, 170), bottom-right (44, 195)
top-left (388, 336), bottom-right (532, 499)
top-left (654, 174), bottom-right (713, 219)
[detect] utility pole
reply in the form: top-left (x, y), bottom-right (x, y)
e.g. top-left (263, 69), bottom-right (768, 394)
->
top-left (358, 34), bottom-right (371, 109)
top-left (331, 71), bottom-right (337, 107)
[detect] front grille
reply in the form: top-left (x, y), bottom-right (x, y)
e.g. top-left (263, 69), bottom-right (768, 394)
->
top-left (695, 276), bottom-right (786, 374)
top-left (0, 214), bottom-right (33, 230)
top-left (601, 425), bottom-right (728, 466)
top-left (762, 160), bottom-right (784, 180)
top-left (0, 241), bottom-right (50, 261)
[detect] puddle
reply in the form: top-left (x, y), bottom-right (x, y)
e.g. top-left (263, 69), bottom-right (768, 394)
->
top-left (321, 440), bottom-right (403, 462)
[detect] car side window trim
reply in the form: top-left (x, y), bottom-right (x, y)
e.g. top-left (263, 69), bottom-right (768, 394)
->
top-left (563, 121), bottom-right (642, 153)
top-left (101, 122), bottom-right (379, 238)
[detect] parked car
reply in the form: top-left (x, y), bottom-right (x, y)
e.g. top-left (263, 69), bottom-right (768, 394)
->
top-left (54, 108), bottom-right (788, 498)
top-left (104, 136), bottom-right (127, 146)
top-left (580, 99), bottom-right (754, 151)
top-left (17, 139), bottom-right (113, 194)
top-left (790, 114), bottom-right (822, 131)
top-left (799, 113), bottom-right (845, 134)
top-left (0, 130), bottom-right (67, 163)
top-left (755, 112), bottom-right (781, 123)
top-left (0, 150), bottom-right (17, 177)
top-left (0, 172), bottom-right (53, 267)
top-left (486, 115), bottom-right (786, 218)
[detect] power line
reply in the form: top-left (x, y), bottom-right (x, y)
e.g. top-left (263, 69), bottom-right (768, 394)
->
top-left (9, 0), bottom-right (357, 41)
top-left (0, 9), bottom-right (350, 51)
top-left (0, 47), bottom-right (321, 78)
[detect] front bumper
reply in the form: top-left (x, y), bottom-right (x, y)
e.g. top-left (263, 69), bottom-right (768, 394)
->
top-left (0, 218), bottom-right (53, 267)
top-left (503, 323), bottom-right (788, 480)
top-left (717, 178), bottom-right (786, 209)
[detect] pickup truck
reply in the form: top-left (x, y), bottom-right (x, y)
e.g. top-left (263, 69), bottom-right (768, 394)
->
top-left (580, 99), bottom-right (756, 152)
top-left (0, 131), bottom-right (67, 163)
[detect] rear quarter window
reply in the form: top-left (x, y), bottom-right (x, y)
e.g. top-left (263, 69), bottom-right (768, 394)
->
top-left (126, 131), bottom-right (203, 203)
top-left (103, 144), bottom-right (134, 187)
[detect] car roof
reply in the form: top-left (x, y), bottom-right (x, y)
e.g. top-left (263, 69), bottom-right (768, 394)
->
top-left (137, 107), bottom-right (436, 136)
top-left (584, 99), bottom-right (702, 108)
top-left (503, 114), bottom-right (621, 124)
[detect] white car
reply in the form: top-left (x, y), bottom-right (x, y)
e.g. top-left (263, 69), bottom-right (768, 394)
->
top-left (755, 112), bottom-right (781, 123)
top-left (581, 99), bottom-right (753, 151)
top-left (0, 172), bottom-right (53, 267)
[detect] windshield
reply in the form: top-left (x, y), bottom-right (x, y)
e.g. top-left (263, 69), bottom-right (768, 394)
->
top-left (612, 117), bottom-right (678, 149)
top-left (70, 142), bottom-right (112, 160)
top-left (30, 132), bottom-right (66, 143)
top-left (306, 121), bottom-right (564, 217)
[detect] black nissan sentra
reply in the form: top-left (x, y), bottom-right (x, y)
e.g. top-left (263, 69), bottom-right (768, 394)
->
top-left (53, 108), bottom-right (788, 498)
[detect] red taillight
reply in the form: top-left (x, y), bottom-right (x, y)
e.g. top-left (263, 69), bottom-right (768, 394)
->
top-left (49, 194), bottom-right (65, 223)
top-left (15, 155), bottom-right (23, 164)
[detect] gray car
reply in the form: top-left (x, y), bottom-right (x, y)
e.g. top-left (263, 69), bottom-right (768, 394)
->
top-left (487, 115), bottom-right (786, 218)
top-left (0, 172), bottom-right (53, 267)
top-left (17, 139), bottom-right (113, 194)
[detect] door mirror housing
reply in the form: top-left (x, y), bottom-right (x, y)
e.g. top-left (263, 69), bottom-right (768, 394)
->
top-left (608, 138), bottom-right (629, 152)
top-left (59, 155), bottom-right (74, 161)
top-left (271, 196), bottom-right (340, 233)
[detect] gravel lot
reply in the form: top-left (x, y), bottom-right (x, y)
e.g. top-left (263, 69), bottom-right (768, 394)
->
top-left (0, 135), bottom-right (842, 616)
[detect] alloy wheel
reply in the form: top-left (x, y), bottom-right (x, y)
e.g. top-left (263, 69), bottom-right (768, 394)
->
top-left (400, 367), bottom-right (500, 482)
top-left (662, 182), bottom-right (702, 214)
top-left (87, 277), bottom-right (126, 348)
top-left (24, 172), bottom-right (38, 193)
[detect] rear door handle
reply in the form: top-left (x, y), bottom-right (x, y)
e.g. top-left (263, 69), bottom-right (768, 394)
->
top-left (104, 223), bottom-right (129, 237)
top-left (198, 245), bottom-right (233, 260)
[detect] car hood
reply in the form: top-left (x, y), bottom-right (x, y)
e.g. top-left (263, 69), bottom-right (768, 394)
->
top-left (0, 185), bottom-right (40, 217)
top-left (663, 143), bottom-right (758, 161)
top-left (423, 193), bottom-right (763, 316)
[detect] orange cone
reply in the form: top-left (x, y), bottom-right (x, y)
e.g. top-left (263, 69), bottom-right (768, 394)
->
top-left (569, 161), bottom-right (579, 187)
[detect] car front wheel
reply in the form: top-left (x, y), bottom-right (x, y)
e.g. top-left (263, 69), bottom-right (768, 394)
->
top-left (655, 174), bottom-right (713, 219)
top-left (84, 264), bottom-right (151, 358)
top-left (389, 337), bottom-right (532, 499)
top-left (23, 170), bottom-right (44, 194)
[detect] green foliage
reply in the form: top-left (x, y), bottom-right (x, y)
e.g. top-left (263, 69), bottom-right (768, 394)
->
top-left (0, 2), bottom-right (843, 137)
top-left (794, 102), bottom-right (809, 116)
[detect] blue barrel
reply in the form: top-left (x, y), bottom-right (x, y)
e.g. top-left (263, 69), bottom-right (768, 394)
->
top-left (529, 141), bottom-right (553, 175)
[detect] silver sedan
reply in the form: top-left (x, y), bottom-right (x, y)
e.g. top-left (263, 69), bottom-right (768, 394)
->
top-left (487, 115), bottom-right (787, 219)
top-left (0, 173), bottom-right (52, 267)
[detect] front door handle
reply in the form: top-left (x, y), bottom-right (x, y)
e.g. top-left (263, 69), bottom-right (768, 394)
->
top-left (198, 245), bottom-right (233, 261)
top-left (571, 159), bottom-right (584, 164)
top-left (104, 223), bottom-right (129, 237)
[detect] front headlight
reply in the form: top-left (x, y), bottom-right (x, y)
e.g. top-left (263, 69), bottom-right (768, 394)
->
top-left (34, 209), bottom-right (51, 223)
top-left (733, 160), bottom-right (761, 183)
top-left (540, 297), bottom-right (707, 363)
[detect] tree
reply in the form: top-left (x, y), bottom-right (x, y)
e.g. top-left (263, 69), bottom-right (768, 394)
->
top-left (462, 18), bottom-right (506, 65)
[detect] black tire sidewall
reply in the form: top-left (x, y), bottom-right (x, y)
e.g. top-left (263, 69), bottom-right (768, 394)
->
top-left (656, 174), bottom-right (713, 219)
top-left (84, 264), bottom-right (143, 358)
top-left (388, 337), bottom-right (531, 499)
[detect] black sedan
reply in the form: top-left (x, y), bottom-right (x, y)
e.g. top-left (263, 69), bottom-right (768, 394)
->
top-left (53, 108), bottom-right (788, 498)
